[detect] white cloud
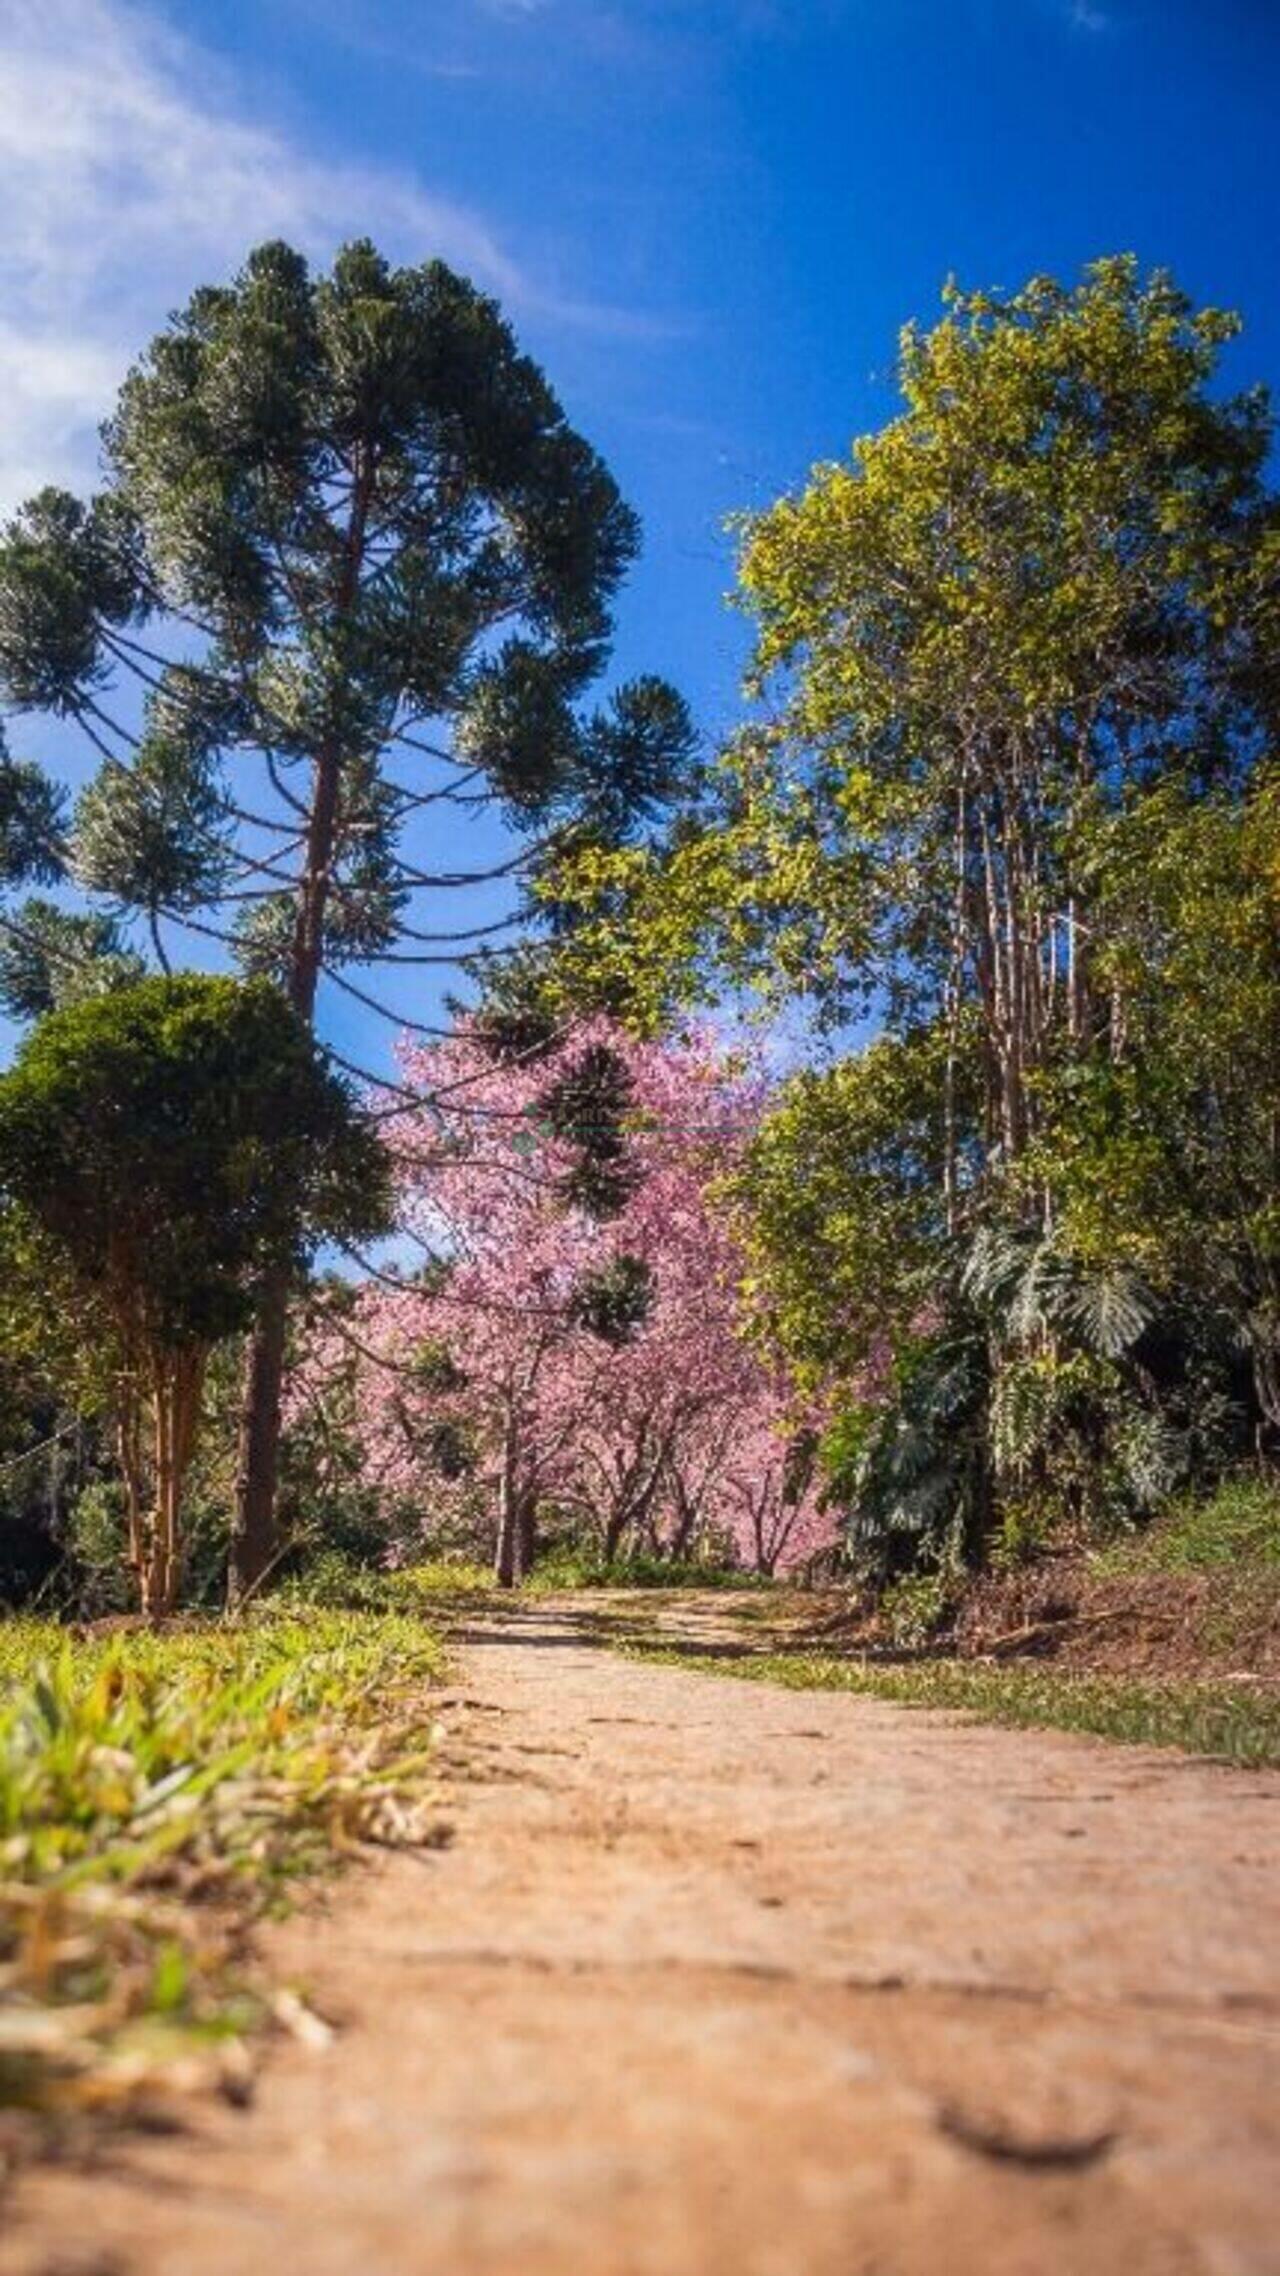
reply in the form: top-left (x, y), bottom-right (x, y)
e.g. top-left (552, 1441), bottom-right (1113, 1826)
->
top-left (0, 0), bottom-right (653, 513)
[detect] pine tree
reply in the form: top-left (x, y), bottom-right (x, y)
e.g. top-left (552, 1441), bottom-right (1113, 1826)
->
top-left (0, 239), bottom-right (692, 1597)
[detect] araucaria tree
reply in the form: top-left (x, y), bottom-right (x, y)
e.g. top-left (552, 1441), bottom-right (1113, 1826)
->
top-left (0, 239), bottom-right (692, 1599)
top-left (0, 975), bottom-right (389, 1616)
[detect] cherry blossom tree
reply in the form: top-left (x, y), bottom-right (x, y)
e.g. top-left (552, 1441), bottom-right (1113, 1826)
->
top-left (289, 1016), bottom-right (838, 1581)
top-left (714, 1405), bottom-right (832, 1577)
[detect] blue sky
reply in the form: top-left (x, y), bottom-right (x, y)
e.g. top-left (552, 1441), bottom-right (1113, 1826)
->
top-left (2, 0), bottom-right (1278, 1067)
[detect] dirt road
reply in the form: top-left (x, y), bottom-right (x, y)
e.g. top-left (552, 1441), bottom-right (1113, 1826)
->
top-left (4, 1601), bottom-right (1278, 2276)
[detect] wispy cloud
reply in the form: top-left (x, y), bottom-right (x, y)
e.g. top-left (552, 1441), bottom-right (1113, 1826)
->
top-left (0, 0), bottom-right (662, 514)
top-left (1066, 0), bottom-right (1111, 29)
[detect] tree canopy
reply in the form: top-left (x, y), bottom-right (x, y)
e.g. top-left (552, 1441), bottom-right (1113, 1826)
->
top-left (289, 1017), bottom-right (832, 1584)
top-left (0, 974), bottom-right (389, 1611)
top-left (537, 257), bottom-right (1280, 1577)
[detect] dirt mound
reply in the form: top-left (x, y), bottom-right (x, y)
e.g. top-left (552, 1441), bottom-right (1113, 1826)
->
top-left (950, 1556), bottom-right (1280, 1681)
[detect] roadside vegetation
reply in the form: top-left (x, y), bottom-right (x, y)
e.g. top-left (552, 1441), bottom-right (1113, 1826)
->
top-left (550, 260), bottom-right (1280, 1617)
top-left (527, 1550), bottom-right (775, 1593)
top-left (606, 1475), bottom-right (1280, 1770)
top-left (0, 1606), bottom-right (447, 2145)
top-left (1092, 1477), bottom-right (1280, 1576)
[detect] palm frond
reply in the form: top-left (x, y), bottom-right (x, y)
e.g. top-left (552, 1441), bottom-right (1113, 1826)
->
top-left (1065, 1263), bottom-right (1158, 1359)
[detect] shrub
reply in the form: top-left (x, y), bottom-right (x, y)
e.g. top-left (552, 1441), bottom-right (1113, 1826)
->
top-left (0, 976), bottom-right (390, 1615)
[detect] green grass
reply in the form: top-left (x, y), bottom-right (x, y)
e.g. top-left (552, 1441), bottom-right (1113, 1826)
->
top-left (526, 1549), bottom-right (773, 1593)
top-left (625, 1642), bottom-right (1280, 1768)
top-left (1092, 1475), bottom-right (1280, 1575)
top-left (278, 1550), bottom-right (495, 1612)
top-left (0, 1607), bottom-right (447, 2116)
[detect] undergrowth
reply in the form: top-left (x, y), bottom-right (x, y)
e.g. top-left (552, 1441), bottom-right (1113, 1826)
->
top-left (0, 1608), bottom-right (447, 2130)
top-left (1092, 1476), bottom-right (1280, 1575)
top-left (527, 1549), bottom-right (771, 1592)
top-left (277, 1551), bottom-right (494, 1612)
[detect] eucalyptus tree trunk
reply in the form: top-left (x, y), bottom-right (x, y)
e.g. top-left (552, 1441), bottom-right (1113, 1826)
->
top-left (119, 1345), bottom-right (207, 1621)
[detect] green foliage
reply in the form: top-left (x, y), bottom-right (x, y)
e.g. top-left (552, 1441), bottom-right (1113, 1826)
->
top-left (575, 675), bottom-right (699, 848)
top-left (550, 260), bottom-right (1271, 1038)
top-left (1028, 772), bottom-right (1280, 1435)
top-left (839, 1329), bottom-right (990, 1584)
top-left (0, 898), bottom-right (145, 1020)
top-left (0, 236), bottom-right (698, 1587)
top-left (0, 488), bottom-right (139, 716)
top-left (0, 976), bottom-right (391, 1612)
top-left (633, 258), bottom-right (1280, 1590)
top-left (0, 1208), bottom-right (116, 1432)
top-left (877, 1570), bottom-right (956, 1649)
top-left (568, 1252), bottom-right (653, 1346)
top-left (828, 1215), bottom-right (1212, 1586)
top-left (542, 1041), bottom-right (638, 1217)
top-left (0, 735), bottom-right (64, 889)
top-left (962, 1225), bottom-right (1158, 1362)
top-left (734, 1027), bottom-right (964, 1385)
top-left (0, 1607), bottom-right (445, 2106)
top-left (0, 240), bottom-right (690, 1002)
top-left (1094, 1475), bottom-right (1280, 1575)
top-left (72, 736), bottom-right (230, 921)
top-left (0, 1383), bottom-right (109, 1612)
top-left (529, 1545), bottom-right (766, 1591)
top-left (0, 974), bottom-right (388, 1350)
top-left (278, 1552), bottom-right (493, 1611)
top-left (62, 1477), bottom-right (133, 1612)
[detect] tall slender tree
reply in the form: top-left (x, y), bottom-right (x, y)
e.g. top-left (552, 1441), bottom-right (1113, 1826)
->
top-left (0, 239), bottom-right (692, 1598)
top-left (549, 259), bottom-right (1272, 1162)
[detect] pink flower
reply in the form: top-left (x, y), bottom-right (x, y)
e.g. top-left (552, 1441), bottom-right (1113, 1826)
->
top-left (289, 1017), bottom-right (837, 1573)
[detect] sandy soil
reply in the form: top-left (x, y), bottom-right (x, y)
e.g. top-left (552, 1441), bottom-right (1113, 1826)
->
top-left (3, 1598), bottom-right (1278, 2276)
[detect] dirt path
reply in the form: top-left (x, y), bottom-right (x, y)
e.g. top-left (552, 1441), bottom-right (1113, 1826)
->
top-left (4, 1600), bottom-right (1278, 2276)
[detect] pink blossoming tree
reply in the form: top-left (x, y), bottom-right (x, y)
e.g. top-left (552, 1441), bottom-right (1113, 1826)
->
top-left (289, 1017), bottom-right (836, 1582)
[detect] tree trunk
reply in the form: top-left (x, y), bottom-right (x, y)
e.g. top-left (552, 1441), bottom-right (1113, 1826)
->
top-left (494, 1482), bottom-right (519, 1588)
top-left (494, 1410), bottom-right (530, 1588)
top-left (228, 761), bottom-right (340, 1604)
top-left (668, 1496), bottom-right (695, 1560)
top-left (518, 1494), bottom-right (538, 1583)
top-left (229, 1267), bottom-right (291, 1606)
top-left (145, 1357), bottom-right (175, 1622)
top-left (229, 453), bottom-right (372, 1608)
top-left (602, 1505), bottom-right (630, 1565)
top-left (140, 1346), bottom-right (206, 1621)
top-left (117, 1396), bottom-right (146, 1601)
top-left (495, 1482), bottom-right (537, 1588)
